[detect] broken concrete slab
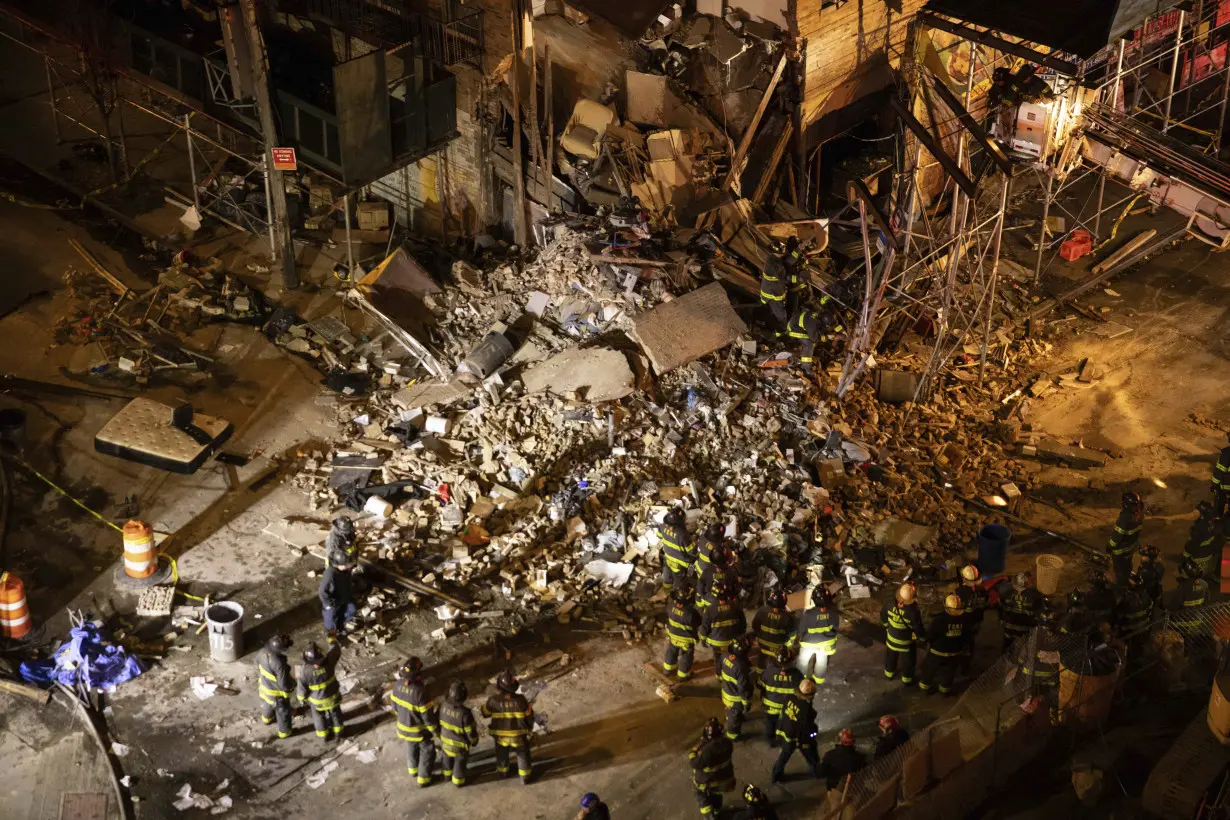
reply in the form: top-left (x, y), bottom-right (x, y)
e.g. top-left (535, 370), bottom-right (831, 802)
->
top-left (630, 282), bottom-right (747, 373)
top-left (392, 379), bottom-right (472, 410)
top-left (520, 347), bottom-right (635, 402)
top-left (1030, 438), bottom-right (1109, 468)
top-left (872, 518), bottom-right (936, 550)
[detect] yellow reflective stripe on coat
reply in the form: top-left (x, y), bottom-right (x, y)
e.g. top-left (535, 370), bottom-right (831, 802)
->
top-left (489, 710), bottom-right (529, 720)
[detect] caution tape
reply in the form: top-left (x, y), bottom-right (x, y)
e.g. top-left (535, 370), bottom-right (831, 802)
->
top-left (0, 127), bottom-right (180, 211)
top-left (14, 456), bottom-right (202, 598)
top-left (16, 457), bottom-right (122, 532)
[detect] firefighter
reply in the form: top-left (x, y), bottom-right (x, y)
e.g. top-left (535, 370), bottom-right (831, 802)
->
top-left (998, 572), bottom-right (1043, 653)
top-left (319, 554), bottom-right (357, 646)
top-left (1059, 589), bottom-right (1096, 642)
top-left (874, 715), bottom-right (909, 759)
top-left (297, 642), bottom-right (343, 741)
top-left (919, 594), bottom-right (969, 695)
top-left (664, 582), bottom-right (702, 681)
top-left (1016, 603), bottom-right (1060, 723)
top-left (698, 544), bottom-right (738, 611)
top-left (1169, 556), bottom-right (1209, 632)
top-left (955, 564), bottom-right (987, 674)
top-left (1212, 430), bottom-right (1230, 517)
top-left (391, 657), bottom-right (437, 787)
top-left (659, 507), bottom-right (695, 592)
top-left (733, 784), bottom-right (779, 820)
top-left (881, 582), bottom-right (926, 685)
top-left (1084, 571), bottom-right (1117, 630)
top-left (1184, 501), bottom-right (1220, 577)
top-left (1107, 491), bottom-right (1145, 586)
top-left (752, 589), bottom-right (795, 667)
top-left (483, 671), bottom-right (534, 784)
top-left (820, 729), bottom-right (867, 791)
top-left (1117, 571), bottom-right (1153, 665)
top-left (690, 717), bottom-right (735, 817)
top-left (700, 581), bottom-right (747, 667)
top-left (719, 635), bottom-right (754, 740)
top-left (760, 646), bottom-right (802, 746)
top-left (759, 244), bottom-right (790, 325)
top-left (793, 587), bottom-right (839, 685)
top-left (770, 679), bottom-right (821, 784)
top-left (695, 522), bottom-right (725, 574)
top-left (781, 306), bottom-right (843, 374)
top-left (1138, 545), bottom-right (1165, 605)
top-left (256, 633), bottom-right (295, 740)
top-left (325, 516), bottom-right (357, 567)
top-left (438, 681), bottom-right (479, 787)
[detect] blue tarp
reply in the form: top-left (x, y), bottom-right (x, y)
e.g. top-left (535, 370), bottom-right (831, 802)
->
top-left (19, 623), bottom-right (145, 690)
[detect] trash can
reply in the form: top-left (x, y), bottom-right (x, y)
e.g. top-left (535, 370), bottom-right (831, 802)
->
top-left (976, 524), bottom-right (1011, 577)
top-left (1036, 554), bottom-right (1064, 595)
top-left (459, 332), bottom-right (513, 380)
top-left (205, 601), bottom-right (245, 663)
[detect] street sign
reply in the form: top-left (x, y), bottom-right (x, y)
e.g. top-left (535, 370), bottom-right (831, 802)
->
top-left (271, 147), bottom-right (297, 171)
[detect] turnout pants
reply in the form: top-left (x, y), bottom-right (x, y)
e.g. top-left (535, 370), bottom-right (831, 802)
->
top-left (694, 780), bottom-right (732, 817)
top-left (443, 749), bottom-right (469, 786)
top-left (260, 697), bottom-right (292, 738)
top-left (919, 651), bottom-right (959, 695)
top-left (664, 642), bottom-right (696, 679)
top-left (724, 701), bottom-right (747, 740)
top-left (310, 706), bottom-right (344, 739)
top-left (763, 711), bottom-right (781, 745)
top-left (494, 737), bottom-right (532, 780)
top-left (1111, 553), bottom-right (1135, 587)
top-left (797, 644), bottom-right (831, 684)
top-left (663, 561), bottom-right (688, 590)
top-left (883, 644), bottom-right (917, 684)
top-left (771, 739), bottom-right (821, 783)
top-left (407, 738), bottom-right (435, 785)
top-left (322, 601), bottom-right (356, 633)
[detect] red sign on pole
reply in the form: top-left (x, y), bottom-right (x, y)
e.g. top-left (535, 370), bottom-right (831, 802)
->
top-left (271, 147), bottom-right (297, 171)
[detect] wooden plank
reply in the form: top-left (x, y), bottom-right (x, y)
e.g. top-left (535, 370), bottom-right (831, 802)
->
top-left (544, 43), bottom-right (555, 210)
top-left (510, 8), bottom-right (528, 246)
top-left (0, 677), bottom-right (52, 703)
top-left (724, 53), bottom-right (789, 192)
top-left (918, 12), bottom-right (1079, 76)
top-left (1092, 229), bottom-right (1157, 274)
top-left (928, 73), bottom-right (1014, 176)
top-left (891, 96), bottom-right (976, 197)
top-left (752, 122), bottom-right (794, 204)
top-left (68, 240), bottom-right (128, 296)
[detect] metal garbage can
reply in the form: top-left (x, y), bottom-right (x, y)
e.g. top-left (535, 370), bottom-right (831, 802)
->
top-left (205, 601), bottom-right (245, 663)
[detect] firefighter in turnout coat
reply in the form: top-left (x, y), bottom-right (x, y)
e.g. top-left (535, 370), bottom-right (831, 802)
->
top-left (719, 635), bottom-right (754, 740)
top-left (919, 595), bottom-right (970, 695)
top-left (759, 647), bottom-right (802, 745)
top-left (881, 583), bottom-right (926, 685)
top-left (438, 681), bottom-right (479, 787)
top-left (256, 633), bottom-right (296, 739)
top-left (483, 671), bottom-right (534, 784)
top-left (690, 717), bottom-right (736, 817)
top-left (793, 587), bottom-right (839, 685)
top-left (998, 572), bottom-right (1044, 653)
top-left (391, 657), bottom-right (437, 786)
top-left (297, 642), bottom-right (344, 740)
top-left (664, 582), bottom-right (702, 681)
top-left (700, 581), bottom-right (747, 667)
top-left (752, 589), bottom-right (795, 670)
top-left (659, 507), bottom-right (695, 591)
top-left (1107, 491), bottom-right (1145, 586)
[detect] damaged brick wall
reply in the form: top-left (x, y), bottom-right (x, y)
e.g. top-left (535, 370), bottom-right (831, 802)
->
top-left (798, 0), bottom-right (927, 133)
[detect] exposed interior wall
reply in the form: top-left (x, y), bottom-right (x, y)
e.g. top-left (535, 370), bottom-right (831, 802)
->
top-left (799, 0), bottom-right (927, 135)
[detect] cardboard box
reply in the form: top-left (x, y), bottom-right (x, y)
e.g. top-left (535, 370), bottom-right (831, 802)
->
top-left (356, 201), bottom-right (390, 231)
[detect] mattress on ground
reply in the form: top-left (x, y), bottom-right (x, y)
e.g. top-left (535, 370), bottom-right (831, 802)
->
top-left (95, 397), bottom-right (233, 474)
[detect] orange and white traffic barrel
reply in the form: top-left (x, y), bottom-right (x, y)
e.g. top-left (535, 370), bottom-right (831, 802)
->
top-left (122, 520), bottom-right (156, 579)
top-left (0, 571), bottom-right (32, 639)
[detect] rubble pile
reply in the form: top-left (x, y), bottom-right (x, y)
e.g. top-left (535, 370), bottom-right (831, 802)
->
top-left (284, 227), bottom-right (1065, 641)
top-left (54, 251), bottom-right (270, 384)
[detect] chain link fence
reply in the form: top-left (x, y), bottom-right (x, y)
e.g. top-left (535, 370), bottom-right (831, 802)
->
top-left (814, 601), bottom-right (1230, 819)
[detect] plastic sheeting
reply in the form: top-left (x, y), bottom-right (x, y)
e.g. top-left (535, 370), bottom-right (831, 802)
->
top-left (19, 623), bottom-right (145, 691)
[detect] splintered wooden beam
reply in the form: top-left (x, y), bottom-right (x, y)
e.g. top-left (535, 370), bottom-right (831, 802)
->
top-left (928, 74), bottom-right (1014, 176)
top-left (724, 53), bottom-right (789, 192)
top-left (890, 96), bottom-right (977, 198)
top-left (752, 122), bottom-right (794, 204)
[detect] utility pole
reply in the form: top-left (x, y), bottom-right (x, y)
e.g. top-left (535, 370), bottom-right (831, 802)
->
top-left (238, 0), bottom-right (299, 289)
